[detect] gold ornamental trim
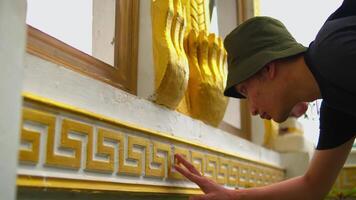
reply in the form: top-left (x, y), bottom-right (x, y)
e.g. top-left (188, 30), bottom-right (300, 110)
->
top-left (18, 92), bottom-right (284, 193)
top-left (17, 175), bottom-right (202, 195)
top-left (22, 92), bottom-right (282, 171)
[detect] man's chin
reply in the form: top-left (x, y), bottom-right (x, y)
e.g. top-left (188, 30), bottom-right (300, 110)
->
top-left (272, 115), bottom-right (289, 123)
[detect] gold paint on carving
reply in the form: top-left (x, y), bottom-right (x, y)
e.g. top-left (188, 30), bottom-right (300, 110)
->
top-left (169, 146), bottom-right (190, 179)
top-left (254, 167), bottom-right (264, 187)
top-left (19, 127), bottom-right (40, 163)
top-left (263, 169), bottom-right (271, 186)
top-left (183, 30), bottom-right (228, 126)
top-left (151, 0), bottom-right (228, 127)
top-left (46, 119), bottom-right (92, 169)
top-left (238, 162), bottom-right (250, 188)
top-left (179, 0), bottom-right (228, 127)
top-left (119, 136), bottom-right (148, 176)
top-left (217, 157), bottom-right (229, 185)
top-left (248, 165), bottom-right (258, 187)
top-left (21, 108), bottom-right (57, 167)
top-left (263, 170), bottom-right (272, 185)
top-left (191, 150), bottom-right (205, 175)
top-left (151, 0), bottom-right (189, 109)
top-left (22, 93), bottom-right (282, 171)
top-left (145, 142), bottom-right (171, 178)
top-left (19, 108), bottom-right (42, 163)
top-left (188, 0), bottom-right (210, 32)
top-left (204, 154), bottom-right (218, 181)
top-left (17, 175), bottom-right (203, 195)
top-left (86, 128), bottom-right (123, 173)
top-left (228, 160), bottom-right (240, 187)
top-left (22, 93), bottom-right (285, 181)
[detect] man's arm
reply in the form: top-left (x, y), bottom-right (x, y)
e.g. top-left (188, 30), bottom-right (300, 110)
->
top-left (174, 136), bottom-right (355, 200)
top-left (240, 136), bottom-right (355, 200)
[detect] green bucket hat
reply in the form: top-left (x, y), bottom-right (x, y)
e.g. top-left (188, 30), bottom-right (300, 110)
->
top-left (223, 16), bottom-right (307, 98)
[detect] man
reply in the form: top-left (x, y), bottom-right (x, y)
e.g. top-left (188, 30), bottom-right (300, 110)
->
top-left (174, 0), bottom-right (356, 199)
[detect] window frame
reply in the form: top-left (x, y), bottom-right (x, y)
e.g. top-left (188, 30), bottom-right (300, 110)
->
top-left (26, 0), bottom-right (139, 95)
top-left (219, 100), bottom-right (251, 140)
top-left (217, 0), bottom-right (253, 140)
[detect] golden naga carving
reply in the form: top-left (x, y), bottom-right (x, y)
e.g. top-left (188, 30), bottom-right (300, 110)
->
top-left (151, 0), bottom-right (189, 109)
top-left (185, 31), bottom-right (228, 126)
top-left (151, 0), bottom-right (228, 126)
top-left (184, 0), bottom-right (210, 34)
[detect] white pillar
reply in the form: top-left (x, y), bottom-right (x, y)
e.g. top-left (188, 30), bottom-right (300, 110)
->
top-left (0, 0), bottom-right (27, 199)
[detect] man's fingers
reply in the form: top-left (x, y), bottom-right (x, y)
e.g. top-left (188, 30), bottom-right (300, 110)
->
top-left (174, 164), bottom-right (214, 193)
top-left (174, 164), bottom-right (202, 183)
top-left (174, 154), bottom-right (202, 176)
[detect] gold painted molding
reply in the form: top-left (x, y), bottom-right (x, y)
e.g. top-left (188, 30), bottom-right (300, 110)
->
top-left (18, 92), bottom-right (284, 193)
top-left (21, 92), bottom-right (282, 170)
top-left (17, 175), bottom-right (202, 195)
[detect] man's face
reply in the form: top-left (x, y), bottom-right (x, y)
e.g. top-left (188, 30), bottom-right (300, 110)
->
top-left (235, 72), bottom-right (293, 122)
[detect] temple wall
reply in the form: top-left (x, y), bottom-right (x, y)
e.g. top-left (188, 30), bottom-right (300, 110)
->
top-left (6, 1), bottom-right (355, 200)
top-left (19, 52), bottom-right (284, 199)
top-left (22, 53), bottom-right (282, 168)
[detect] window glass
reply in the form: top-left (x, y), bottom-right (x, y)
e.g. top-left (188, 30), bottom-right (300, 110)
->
top-left (26, 0), bottom-right (115, 65)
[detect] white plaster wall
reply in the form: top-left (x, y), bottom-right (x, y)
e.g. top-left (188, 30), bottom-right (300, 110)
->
top-left (137, 0), bottom-right (154, 98)
top-left (0, 0), bottom-right (27, 199)
top-left (92, 0), bottom-right (115, 66)
top-left (23, 53), bottom-right (282, 167)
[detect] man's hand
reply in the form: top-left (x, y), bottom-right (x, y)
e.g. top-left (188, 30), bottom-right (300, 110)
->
top-left (174, 154), bottom-right (239, 200)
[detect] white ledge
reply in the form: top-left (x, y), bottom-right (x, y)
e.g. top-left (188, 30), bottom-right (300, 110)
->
top-left (23, 53), bottom-right (282, 167)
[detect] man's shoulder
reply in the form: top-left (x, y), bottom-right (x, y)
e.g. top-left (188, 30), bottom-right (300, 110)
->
top-left (307, 16), bottom-right (356, 95)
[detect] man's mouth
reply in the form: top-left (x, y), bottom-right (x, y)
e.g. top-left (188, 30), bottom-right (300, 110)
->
top-left (261, 112), bottom-right (271, 120)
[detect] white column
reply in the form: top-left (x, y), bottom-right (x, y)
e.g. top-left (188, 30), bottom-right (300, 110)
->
top-left (0, 0), bottom-right (27, 199)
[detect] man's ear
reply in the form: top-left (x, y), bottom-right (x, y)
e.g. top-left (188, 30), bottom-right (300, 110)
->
top-left (264, 62), bottom-right (276, 80)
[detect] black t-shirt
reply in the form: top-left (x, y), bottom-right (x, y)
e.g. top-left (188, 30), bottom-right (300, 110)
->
top-left (305, 0), bottom-right (356, 150)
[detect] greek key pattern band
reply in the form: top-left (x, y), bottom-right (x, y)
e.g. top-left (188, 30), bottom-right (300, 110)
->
top-left (18, 94), bottom-right (284, 192)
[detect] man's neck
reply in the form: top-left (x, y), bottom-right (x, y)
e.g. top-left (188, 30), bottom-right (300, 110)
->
top-left (287, 56), bottom-right (322, 103)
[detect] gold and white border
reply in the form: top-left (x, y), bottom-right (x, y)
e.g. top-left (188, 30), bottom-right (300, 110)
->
top-left (17, 93), bottom-right (285, 194)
